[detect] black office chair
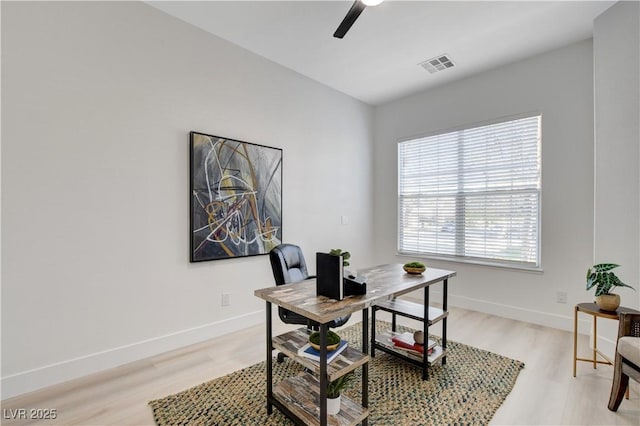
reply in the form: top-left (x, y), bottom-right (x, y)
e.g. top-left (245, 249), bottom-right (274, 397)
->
top-left (269, 244), bottom-right (351, 362)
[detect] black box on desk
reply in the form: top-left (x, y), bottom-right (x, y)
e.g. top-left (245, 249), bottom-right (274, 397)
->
top-left (344, 274), bottom-right (367, 296)
top-left (317, 252), bottom-right (367, 300)
top-left (316, 252), bottom-right (344, 300)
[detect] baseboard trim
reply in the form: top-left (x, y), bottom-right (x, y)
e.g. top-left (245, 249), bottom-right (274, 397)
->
top-left (1, 310), bottom-right (263, 400)
top-left (595, 335), bottom-right (617, 361)
top-left (403, 292), bottom-right (588, 335)
top-left (1, 294), bottom-right (595, 399)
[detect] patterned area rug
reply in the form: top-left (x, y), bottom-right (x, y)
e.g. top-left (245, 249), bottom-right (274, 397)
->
top-left (149, 320), bottom-right (524, 425)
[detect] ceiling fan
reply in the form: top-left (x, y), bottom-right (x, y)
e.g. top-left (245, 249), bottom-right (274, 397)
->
top-left (333, 0), bottom-right (385, 39)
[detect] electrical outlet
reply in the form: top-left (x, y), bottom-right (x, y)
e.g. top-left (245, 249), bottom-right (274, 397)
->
top-left (556, 291), bottom-right (567, 304)
top-left (221, 293), bottom-right (231, 307)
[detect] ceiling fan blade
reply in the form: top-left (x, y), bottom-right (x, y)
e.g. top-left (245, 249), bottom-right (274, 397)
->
top-left (333, 0), bottom-right (367, 39)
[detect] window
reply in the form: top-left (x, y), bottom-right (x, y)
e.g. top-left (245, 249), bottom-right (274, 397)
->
top-left (398, 114), bottom-right (541, 268)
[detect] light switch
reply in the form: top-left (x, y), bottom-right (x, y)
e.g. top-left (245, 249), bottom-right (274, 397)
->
top-left (341, 215), bottom-right (349, 225)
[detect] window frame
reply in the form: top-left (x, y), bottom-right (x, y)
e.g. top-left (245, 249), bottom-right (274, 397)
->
top-left (396, 112), bottom-right (543, 271)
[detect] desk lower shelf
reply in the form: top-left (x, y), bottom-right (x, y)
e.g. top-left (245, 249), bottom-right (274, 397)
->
top-left (273, 372), bottom-right (369, 426)
top-left (374, 330), bottom-right (446, 365)
top-left (273, 328), bottom-right (369, 382)
top-left (372, 297), bottom-right (448, 379)
top-left (374, 299), bottom-right (447, 324)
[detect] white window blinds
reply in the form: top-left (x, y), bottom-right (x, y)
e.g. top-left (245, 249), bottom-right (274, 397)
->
top-left (398, 115), bottom-right (541, 268)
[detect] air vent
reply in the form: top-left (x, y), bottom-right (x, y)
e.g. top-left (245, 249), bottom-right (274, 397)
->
top-left (419, 54), bottom-right (455, 74)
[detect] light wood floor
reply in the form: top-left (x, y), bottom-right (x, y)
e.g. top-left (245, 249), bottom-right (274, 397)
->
top-left (2, 305), bottom-right (639, 425)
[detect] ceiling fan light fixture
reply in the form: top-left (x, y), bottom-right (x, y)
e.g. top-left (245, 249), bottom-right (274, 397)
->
top-left (334, 0), bottom-right (384, 39)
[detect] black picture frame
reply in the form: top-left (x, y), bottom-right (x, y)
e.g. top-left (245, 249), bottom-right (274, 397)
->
top-left (190, 131), bottom-right (282, 262)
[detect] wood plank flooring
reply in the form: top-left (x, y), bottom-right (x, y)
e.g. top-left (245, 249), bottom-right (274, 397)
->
top-left (1, 305), bottom-right (638, 425)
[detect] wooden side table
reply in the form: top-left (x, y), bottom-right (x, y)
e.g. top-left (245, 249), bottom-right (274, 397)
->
top-left (573, 302), bottom-right (640, 398)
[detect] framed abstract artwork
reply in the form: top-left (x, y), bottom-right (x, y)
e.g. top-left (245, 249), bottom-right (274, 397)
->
top-left (190, 131), bottom-right (282, 262)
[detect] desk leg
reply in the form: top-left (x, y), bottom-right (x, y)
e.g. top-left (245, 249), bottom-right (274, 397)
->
top-left (442, 279), bottom-right (448, 365)
top-left (392, 308), bottom-right (397, 332)
top-left (573, 305), bottom-right (578, 377)
top-left (266, 301), bottom-right (273, 414)
top-left (422, 286), bottom-right (430, 381)
top-left (370, 307), bottom-right (376, 358)
top-left (319, 324), bottom-right (328, 426)
top-left (362, 308), bottom-right (369, 426)
top-left (593, 316), bottom-right (597, 369)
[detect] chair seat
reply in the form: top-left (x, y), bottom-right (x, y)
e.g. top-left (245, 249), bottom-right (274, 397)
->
top-left (618, 336), bottom-right (640, 366)
top-left (608, 312), bottom-right (640, 411)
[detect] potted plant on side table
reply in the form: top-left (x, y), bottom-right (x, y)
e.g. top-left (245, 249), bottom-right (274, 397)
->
top-left (586, 263), bottom-right (635, 311)
top-left (326, 372), bottom-right (355, 415)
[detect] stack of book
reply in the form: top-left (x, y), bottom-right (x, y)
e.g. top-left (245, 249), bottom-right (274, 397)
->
top-left (297, 340), bottom-right (348, 363)
top-left (391, 332), bottom-right (434, 355)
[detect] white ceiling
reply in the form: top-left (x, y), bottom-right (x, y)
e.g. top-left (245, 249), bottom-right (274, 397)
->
top-left (148, 1), bottom-right (614, 106)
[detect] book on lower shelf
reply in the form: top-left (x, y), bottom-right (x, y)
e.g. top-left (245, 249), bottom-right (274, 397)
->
top-left (391, 332), bottom-right (435, 355)
top-left (297, 340), bottom-right (348, 363)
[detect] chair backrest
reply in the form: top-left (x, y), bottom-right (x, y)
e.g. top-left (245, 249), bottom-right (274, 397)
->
top-left (269, 244), bottom-right (310, 286)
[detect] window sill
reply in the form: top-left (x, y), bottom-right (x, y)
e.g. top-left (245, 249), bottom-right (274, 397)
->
top-left (396, 252), bottom-right (543, 273)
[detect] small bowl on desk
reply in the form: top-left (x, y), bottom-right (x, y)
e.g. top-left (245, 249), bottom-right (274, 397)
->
top-left (403, 263), bottom-right (426, 275)
top-left (308, 330), bottom-right (341, 351)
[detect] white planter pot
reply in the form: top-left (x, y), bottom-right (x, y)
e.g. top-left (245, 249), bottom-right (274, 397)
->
top-left (327, 395), bottom-right (341, 415)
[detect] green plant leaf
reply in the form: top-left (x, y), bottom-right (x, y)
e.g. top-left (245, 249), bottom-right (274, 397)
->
top-left (586, 272), bottom-right (597, 290)
top-left (587, 263), bottom-right (636, 295)
top-left (595, 272), bottom-right (616, 295)
top-left (593, 263), bottom-right (619, 272)
top-left (329, 248), bottom-right (351, 267)
top-left (327, 372), bottom-right (355, 398)
top-left (609, 275), bottom-right (634, 290)
top-left (614, 279), bottom-right (636, 291)
top-left (595, 281), bottom-right (612, 296)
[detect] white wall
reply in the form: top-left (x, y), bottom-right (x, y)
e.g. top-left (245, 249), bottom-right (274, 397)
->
top-left (1, 1), bottom-right (374, 398)
top-left (594, 1), bottom-right (639, 306)
top-left (592, 1), bottom-right (640, 357)
top-left (373, 40), bottom-right (595, 331)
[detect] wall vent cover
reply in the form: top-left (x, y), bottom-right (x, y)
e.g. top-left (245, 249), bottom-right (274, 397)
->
top-left (419, 54), bottom-right (455, 74)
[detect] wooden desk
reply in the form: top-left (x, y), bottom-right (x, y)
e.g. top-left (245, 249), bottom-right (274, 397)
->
top-left (255, 263), bottom-right (456, 426)
top-left (573, 302), bottom-right (640, 376)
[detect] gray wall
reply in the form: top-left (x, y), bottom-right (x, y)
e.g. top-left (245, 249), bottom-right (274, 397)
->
top-left (373, 40), bottom-right (595, 330)
top-left (1, 1), bottom-right (374, 397)
top-left (592, 0), bottom-right (640, 357)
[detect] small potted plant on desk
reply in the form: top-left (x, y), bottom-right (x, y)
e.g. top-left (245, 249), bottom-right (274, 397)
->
top-left (403, 261), bottom-right (426, 274)
top-left (326, 372), bottom-right (355, 415)
top-left (329, 249), bottom-right (351, 267)
top-left (586, 263), bottom-right (635, 311)
top-left (330, 248), bottom-right (352, 276)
